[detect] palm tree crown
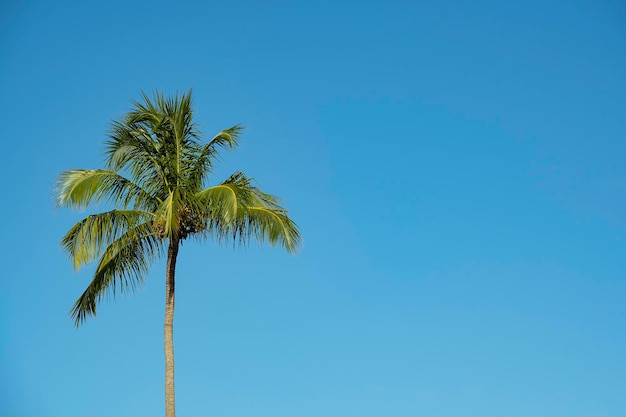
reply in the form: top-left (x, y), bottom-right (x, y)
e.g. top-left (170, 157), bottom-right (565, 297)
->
top-left (56, 90), bottom-right (301, 325)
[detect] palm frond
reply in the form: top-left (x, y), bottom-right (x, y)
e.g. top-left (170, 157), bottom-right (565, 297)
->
top-left (105, 120), bottom-right (171, 198)
top-left (195, 172), bottom-right (301, 252)
top-left (61, 210), bottom-right (154, 270)
top-left (195, 173), bottom-right (246, 224)
top-left (70, 224), bottom-right (163, 326)
top-left (106, 90), bottom-right (200, 195)
top-left (208, 125), bottom-right (243, 152)
top-left (236, 206), bottom-right (301, 253)
top-left (184, 125), bottom-right (244, 191)
top-left (56, 169), bottom-right (156, 210)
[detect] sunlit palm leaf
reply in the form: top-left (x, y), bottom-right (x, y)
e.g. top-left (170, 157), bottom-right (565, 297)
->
top-left (56, 169), bottom-right (156, 210)
top-left (70, 224), bottom-right (163, 326)
top-left (236, 206), bottom-right (301, 253)
top-left (61, 209), bottom-right (154, 269)
top-left (196, 172), bottom-right (301, 251)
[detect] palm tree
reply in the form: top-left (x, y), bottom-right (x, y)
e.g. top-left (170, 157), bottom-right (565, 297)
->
top-left (55, 90), bottom-right (301, 417)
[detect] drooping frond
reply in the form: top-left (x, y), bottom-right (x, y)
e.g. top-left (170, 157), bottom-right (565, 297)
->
top-left (70, 223), bottom-right (163, 326)
top-left (195, 172), bottom-right (301, 252)
top-left (238, 206), bottom-right (301, 253)
top-left (56, 169), bottom-right (156, 210)
top-left (207, 125), bottom-right (243, 152)
top-left (195, 172), bottom-right (246, 226)
top-left (61, 209), bottom-right (154, 270)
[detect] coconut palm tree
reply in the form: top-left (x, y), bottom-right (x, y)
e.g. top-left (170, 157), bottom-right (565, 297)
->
top-left (55, 90), bottom-right (301, 417)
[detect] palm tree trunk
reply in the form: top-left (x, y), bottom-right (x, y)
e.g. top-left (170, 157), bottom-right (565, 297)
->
top-left (165, 239), bottom-right (179, 417)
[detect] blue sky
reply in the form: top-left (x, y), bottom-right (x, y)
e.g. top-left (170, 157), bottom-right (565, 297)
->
top-left (1, 0), bottom-right (625, 416)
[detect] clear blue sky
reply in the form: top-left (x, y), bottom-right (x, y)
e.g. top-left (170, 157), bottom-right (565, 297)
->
top-left (1, 1), bottom-right (625, 416)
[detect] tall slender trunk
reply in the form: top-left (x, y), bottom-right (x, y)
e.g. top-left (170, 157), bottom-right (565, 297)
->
top-left (165, 239), bottom-right (179, 417)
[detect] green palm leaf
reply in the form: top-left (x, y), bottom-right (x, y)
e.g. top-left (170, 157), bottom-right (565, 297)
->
top-left (70, 223), bottom-right (163, 326)
top-left (196, 172), bottom-right (301, 251)
top-left (61, 209), bottom-right (154, 269)
top-left (56, 169), bottom-right (156, 210)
